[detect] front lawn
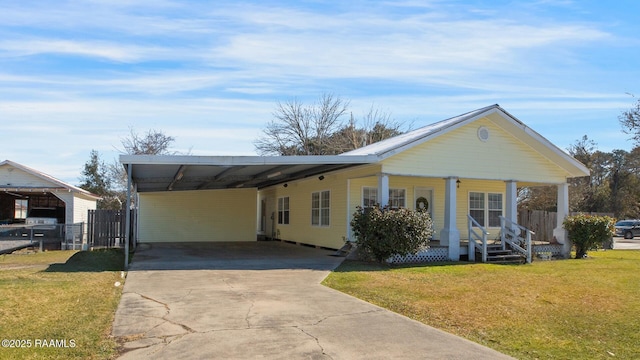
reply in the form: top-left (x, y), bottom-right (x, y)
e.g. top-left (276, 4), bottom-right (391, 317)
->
top-left (0, 249), bottom-right (124, 360)
top-left (323, 250), bottom-right (640, 359)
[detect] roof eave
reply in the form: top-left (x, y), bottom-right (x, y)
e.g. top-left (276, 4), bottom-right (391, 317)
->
top-left (119, 154), bottom-right (380, 167)
top-left (375, 106), bottom-right (501, 160)
top-left (1, 160), bottom-right (100, 198)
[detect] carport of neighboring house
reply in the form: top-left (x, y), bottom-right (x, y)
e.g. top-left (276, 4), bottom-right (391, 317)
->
top-left (0, 160), bottom-right (99, 228)
top-left (121, 105), bottom-right (590, 269)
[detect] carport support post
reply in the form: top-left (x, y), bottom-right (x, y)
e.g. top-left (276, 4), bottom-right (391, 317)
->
top-left (124, 163), bottom-right (132, 270)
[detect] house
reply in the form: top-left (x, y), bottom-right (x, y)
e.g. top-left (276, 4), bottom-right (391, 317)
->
top-left (0, 160), bottom-right (100, 246)
top-left (120, 105), bottom-right (589, 263)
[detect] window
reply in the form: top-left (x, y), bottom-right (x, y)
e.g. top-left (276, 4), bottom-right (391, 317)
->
top-left (363, 187), bottom-right (377, 208)
top-left (488, 193), bottom-right (503, 227)
top-left (389, 189), bottom-right (406, 209)
top-left (364, 187), bottom-right (406, 208)
top-left (278, 197), bottom-right (289, 225)
top-left (14, 199), bottom-right (28, 219)
top-left (469, 192), bottom-right (503, 227)
top-left (312, 191), bottom-right (330, 226)
top-left (469, 192), bottom-right (485, 226)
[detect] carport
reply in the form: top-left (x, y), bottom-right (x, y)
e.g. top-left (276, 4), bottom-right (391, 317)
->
top-left (0, 160), bottom-right (99, 250)
top-left (120, 154), bottom-right (376, 268)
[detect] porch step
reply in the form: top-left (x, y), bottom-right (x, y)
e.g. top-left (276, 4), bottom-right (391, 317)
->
top-left (483, 247), bottom-right (526, 264)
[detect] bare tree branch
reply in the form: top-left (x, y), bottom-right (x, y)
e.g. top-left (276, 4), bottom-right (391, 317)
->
top-left (254, 94), bottom-right (407, 155)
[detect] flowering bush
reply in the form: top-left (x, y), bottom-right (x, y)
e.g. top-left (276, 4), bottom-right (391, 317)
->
top-left (351, 206), bottom-right (433, 263)
top-left (563, 213), bottom-right (615, 258)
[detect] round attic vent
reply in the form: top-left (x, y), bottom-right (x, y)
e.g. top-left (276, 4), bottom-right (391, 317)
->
top-left (477, 126), bottom-right (490, 142)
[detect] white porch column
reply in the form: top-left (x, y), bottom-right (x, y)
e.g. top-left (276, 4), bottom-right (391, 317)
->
top-left (440, 177), bottom-right (460, 261)
top-left (553, 182), bottom-right (570, 257)
top-left (377, 174), bottom-right (389, 207)
top-left (505, 180), bottom-right (518, 226)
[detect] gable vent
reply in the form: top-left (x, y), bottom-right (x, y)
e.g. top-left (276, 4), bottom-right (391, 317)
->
top-left (477, 127), bottom-right (490, 142)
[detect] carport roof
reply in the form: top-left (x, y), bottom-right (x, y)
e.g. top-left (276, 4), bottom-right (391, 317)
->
top-left (120, 154), bottom-right (378, 192)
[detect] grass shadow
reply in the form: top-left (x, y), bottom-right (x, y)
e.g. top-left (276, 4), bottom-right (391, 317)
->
top-left (332, 259), bottom-right (476, 273)
top-left (44, 248), bottom-right (125, 272)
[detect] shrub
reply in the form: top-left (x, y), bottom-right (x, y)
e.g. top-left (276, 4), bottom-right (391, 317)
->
top-left (351, 206), bottom-right (433, 262)
top-left (563, 214), bottom-right (615, 258)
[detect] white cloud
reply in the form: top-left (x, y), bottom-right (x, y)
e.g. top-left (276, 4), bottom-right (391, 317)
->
top-left (0, 0), bottom-right (634, 183)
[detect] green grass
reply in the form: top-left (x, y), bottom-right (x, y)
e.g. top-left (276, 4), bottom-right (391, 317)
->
top-left (323, 250), bottom-right (640, 360)
top-left (0, 249), bottom-right (125, 359)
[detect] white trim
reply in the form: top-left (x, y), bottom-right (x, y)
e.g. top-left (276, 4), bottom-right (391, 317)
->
top-left (380, 171), bottom-right (568, 184)
top-left (346, 179), bottom-right (351, 241)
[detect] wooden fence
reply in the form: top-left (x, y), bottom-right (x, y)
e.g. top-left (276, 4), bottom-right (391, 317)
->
top-left (87, 209), bottom-right (135, 248)
top-left (518, 210), bottom-right (615, 241)
top-left (518, 210), bottom-right (557, 241)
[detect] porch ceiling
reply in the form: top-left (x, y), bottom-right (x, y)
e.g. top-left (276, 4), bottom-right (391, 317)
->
top-left (120, 155), bottom-right (377, 192)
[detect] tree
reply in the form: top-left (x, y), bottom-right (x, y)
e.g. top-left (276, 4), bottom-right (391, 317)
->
top-left (254, 94), bottom-right (348, 155)
top-left (79, 150), bottom-right (120, 209)
top-left (563, 214), bottom-right (615, 258)
top-left (119, 128), bottom-right (177, 155)
top-left (518, 186), bottom-right (557, 212)
top-left (619, 95), bottom-right (640, 144)
top-left (110, 128), bottom-right (179, 192)
top-left (254, 93), bottom-right (406, 155)
top-left (80, 129), bottom-right (179, 209)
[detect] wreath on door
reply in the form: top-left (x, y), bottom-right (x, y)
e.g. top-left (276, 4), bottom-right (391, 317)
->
top-left (416, 197), bottom-right (429, 212)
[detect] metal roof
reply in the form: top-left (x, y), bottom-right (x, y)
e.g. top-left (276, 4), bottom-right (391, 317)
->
top-left (342, 104), bottom-right (500, 157)
top-left (342, 104), bottom-right (589, 178)
top-left (120, 155), bottom-right (377, 192)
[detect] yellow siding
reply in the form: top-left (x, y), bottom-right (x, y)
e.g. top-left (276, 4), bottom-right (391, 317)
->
top-left (261, 165), bottom-right (379, 249)
top-left (138, 188), bottom-right (257, 243)
top-left (266, 167), bottom-right (510, 246)
top-left (381, 117), bottom-right (569, 183)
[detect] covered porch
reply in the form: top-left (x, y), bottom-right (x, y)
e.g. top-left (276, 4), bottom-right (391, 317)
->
top-left (362, 173), bottom-right (571, 264)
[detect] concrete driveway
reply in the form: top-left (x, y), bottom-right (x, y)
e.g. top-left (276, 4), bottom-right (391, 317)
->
top-left (112, 242), bottom-right (512, 359)
top-left (613, 237), bottom-right (640, 250)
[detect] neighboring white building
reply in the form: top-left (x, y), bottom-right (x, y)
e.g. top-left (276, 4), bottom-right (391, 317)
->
top-left (0, 160), bottom-right (100, 226)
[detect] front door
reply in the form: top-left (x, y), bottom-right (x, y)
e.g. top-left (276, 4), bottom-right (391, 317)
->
top-left (414, 187), bottom-right (433, 220)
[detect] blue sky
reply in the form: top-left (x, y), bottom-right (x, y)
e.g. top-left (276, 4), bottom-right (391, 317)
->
top-left (1, 0), bottom-right (639, 184)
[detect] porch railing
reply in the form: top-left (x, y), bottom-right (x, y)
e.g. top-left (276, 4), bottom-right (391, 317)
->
top-left (467, 215), bottom-right (490, 262)
top-left (499, 216), bottom-right (534, 264)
